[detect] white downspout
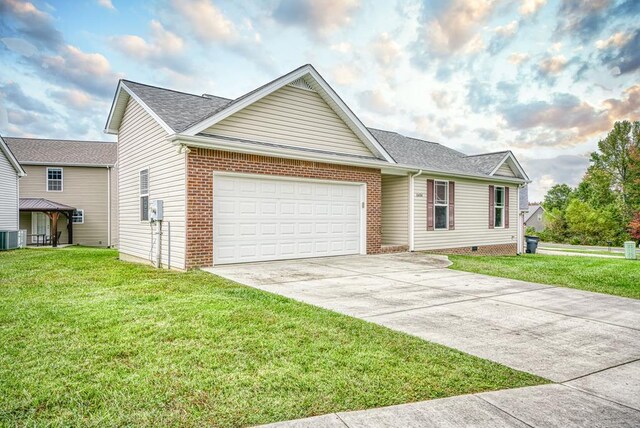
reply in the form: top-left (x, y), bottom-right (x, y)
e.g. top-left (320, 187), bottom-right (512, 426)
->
top-left (107, 166), bottom-right (111, 247)
top-left (517, 183), bottom-right (524, 254)
top-left (408, 169), bottom-right (423, 252)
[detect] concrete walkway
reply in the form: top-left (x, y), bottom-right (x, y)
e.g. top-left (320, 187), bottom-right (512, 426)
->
top-left (207, 253), bottom-right (640, 427)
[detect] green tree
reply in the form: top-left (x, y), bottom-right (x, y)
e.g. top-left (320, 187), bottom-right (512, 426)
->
top-left (542, 184), bottom-right (574, 212)
top-left (564, 199), bottom-right (621, 245)
top-left (628, 144), bottom-right (640, 211)
top-left (590, 120), bottom-right (640, 219)
top-left (574, 166), bottom-right (615, 208)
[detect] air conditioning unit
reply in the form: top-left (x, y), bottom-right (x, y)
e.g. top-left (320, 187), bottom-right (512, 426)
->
top-left (0, 231), bottom-right (19, 251)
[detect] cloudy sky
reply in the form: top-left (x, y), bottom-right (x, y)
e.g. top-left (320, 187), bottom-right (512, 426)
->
top-left (1, 0), bottom-right (639, 200)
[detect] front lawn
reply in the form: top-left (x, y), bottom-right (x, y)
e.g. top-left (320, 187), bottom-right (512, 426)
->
top-left (0, 248), bottom-right (545, 427)
top-left (449, 254), bottom-right (640, 299)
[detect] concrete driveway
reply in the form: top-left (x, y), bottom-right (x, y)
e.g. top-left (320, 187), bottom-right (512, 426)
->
top-left (207, 253), bottom-right (640, 425)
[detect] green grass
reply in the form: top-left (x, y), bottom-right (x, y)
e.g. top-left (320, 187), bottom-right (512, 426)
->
top-left (0, 247), bottom-right (545, 427)
top-left (539, 247), bottom-right (626, 257)
top-left (449, 253), bottom-right (640, 299)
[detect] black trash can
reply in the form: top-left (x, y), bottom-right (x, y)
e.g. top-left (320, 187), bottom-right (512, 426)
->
top-left (525, 236), bottom-right (540, 254)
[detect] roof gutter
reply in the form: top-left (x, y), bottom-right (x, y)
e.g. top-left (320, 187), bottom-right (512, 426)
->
top-left (169, 134), bottom-right (529, 184)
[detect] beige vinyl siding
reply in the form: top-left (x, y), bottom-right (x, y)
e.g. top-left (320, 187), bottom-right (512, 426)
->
top-left (118, 97), bottom-right (186, 269)
top-left (0, 150), bottom-right (19, 230)
top-left (495, 163), bottom-right (516, 177)
top-left (413, 176), bottom-right (518, 250)
top-left (204, 85), bottom-right (375, 157)
top-left (18, 165), bottom-right (109, 246)
top-left (381, 175), bottom-right (409, 245)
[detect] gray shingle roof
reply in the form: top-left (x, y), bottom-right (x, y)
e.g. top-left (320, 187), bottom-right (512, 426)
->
top-left (465, 152), bottom-right (510, 175)
top-left (5, 137), bottom-right (116, 166)
top-left (519, 186), bottom-right (529, 211)
top-left (20, 198), bottom-right (75, 211)
top-left (369, 128), bottom-right (512, 178)
top-left (121, 80), bottom-right (522, 180)
top-left (123, 80), bottom-right (232, 133)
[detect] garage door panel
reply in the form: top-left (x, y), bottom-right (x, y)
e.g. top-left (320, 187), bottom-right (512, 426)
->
top-left (213, 175), bottom-right (363, 264)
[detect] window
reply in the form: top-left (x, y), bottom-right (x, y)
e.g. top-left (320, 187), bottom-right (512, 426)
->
top-left (72, 209), bottom-right (84, 224)
top-left (434, 180), bottom-right (448, 230)
top-left (494, 186), bottom-right (505, 228)
top-left (140, 169), bottom-right (149, 221)
top-left (47, 167), bottom-right (63, 191)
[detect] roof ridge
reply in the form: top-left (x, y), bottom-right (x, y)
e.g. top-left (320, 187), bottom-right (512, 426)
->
top-left (5, 137), bottom-right (115, 144)
top-left (122, 79), bottom-right (233, 102)
top-left (466, 150), bottom-right (510, 157)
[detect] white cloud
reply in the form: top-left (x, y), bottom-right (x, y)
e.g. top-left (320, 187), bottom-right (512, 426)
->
top-left (508, 52), bottom-right (529, 65)
top-left (372, 32), bottom-right (401, 66)
top-left (538, 55), bottom-right (568, 75)
top-left (519, 0), bottom-right (547, 16)
top-left (38, 45), bottom-right (123, 97)
top-left (416, 0), bottom-right (498, 57)
top-left (331, 64), bottom-right (361, 85)
top-left (97, 0), bottom-right (115, 10)
top-left (330, 42), bottom-right (352, 53)
top-left (595, 32), bottom-right (633, 49)
top-left (495, 20), bottom-right (518, 37)
top-left (273, 0), bottom-right (360, 38)
top-left (112, 20), bottom-right (185, 69)
top-left (357, 89), bottom-right (394, 114)
top-left (49, 88), bottom-right (94, 110)
top-left (171, 0), bottom-right (236, 43)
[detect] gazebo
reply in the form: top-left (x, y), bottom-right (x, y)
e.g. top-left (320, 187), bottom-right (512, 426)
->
top-left (19, 198), bottom-right (75, 247)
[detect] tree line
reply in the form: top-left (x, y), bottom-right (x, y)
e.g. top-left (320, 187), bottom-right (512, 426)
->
top-left (536, 120), bottom-right (640, 246)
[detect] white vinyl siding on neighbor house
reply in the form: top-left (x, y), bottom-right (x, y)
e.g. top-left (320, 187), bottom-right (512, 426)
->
top-left (413, 176), bottom-right (517, 250)
top-left (0, 149), bottom-right (19, 231)
top-left (18, 165), bottom-right (110, 246)
top-left (204, 85), bottom-right (376, 157)
top-left (118, 97), bottom-right (186, 269)
top-left (495, 163), bottom-right (516, 177)
top-left (381, 175), bottom-right (408, 245)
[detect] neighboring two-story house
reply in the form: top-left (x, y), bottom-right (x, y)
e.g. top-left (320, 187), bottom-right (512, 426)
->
top-left (5, 138), bottom-right (118, 247)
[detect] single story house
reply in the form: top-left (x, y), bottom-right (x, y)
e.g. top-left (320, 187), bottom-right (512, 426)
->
top-left (105, 64), bottom-right (530, 270)
top-left (525, 204), bottom-right (546, 232)
top-left (5, 138), bottom-right (118, 247)
top-left (0, 135), bottom-right (26, 232)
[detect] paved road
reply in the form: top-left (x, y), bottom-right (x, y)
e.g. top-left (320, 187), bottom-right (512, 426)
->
top-left (537, 248), bottom-right (624, 258)
top-left (207, 253), bottom-right (640, 427)
top-left (540, 242), bottom-right (627, 253)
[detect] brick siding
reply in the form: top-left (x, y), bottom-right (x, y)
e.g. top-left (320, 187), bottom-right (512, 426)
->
top-left (185, 148), bottom-right (382, 268)
top-left (421, 243), bottom-right (518, 256)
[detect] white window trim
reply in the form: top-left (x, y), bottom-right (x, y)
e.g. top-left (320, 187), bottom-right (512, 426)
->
top-left (139, 168), bottom-right (150, 222)
top-left (46, 167), bottom-right (63, 192)
top-left (434, 179), bottom-right (449, 230)
top-left (72, 209), bottom-right (84, 224)
top-left (494, 186), bottom-right (505, 229)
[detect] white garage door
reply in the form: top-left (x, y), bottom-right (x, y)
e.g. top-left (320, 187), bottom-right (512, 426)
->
top-left (213, 174), bottom-right (363, 264)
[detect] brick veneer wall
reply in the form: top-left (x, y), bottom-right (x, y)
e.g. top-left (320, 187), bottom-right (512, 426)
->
top-left (185, 148), bottom-right (382, 268)
top-left (422, 243), bottom-right (517, 256)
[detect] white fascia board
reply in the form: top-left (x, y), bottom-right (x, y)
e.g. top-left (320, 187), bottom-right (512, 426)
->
top-left (180, 65), bottom-right (396, 163)
top-left (490, 151), bottom-right (531, 182)
top-left (19, 162), bottom-right (115, 168)
top-left (104, 81), bottom-right (175, 135)
top-left (171, 134), bottom-right (528, 184)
